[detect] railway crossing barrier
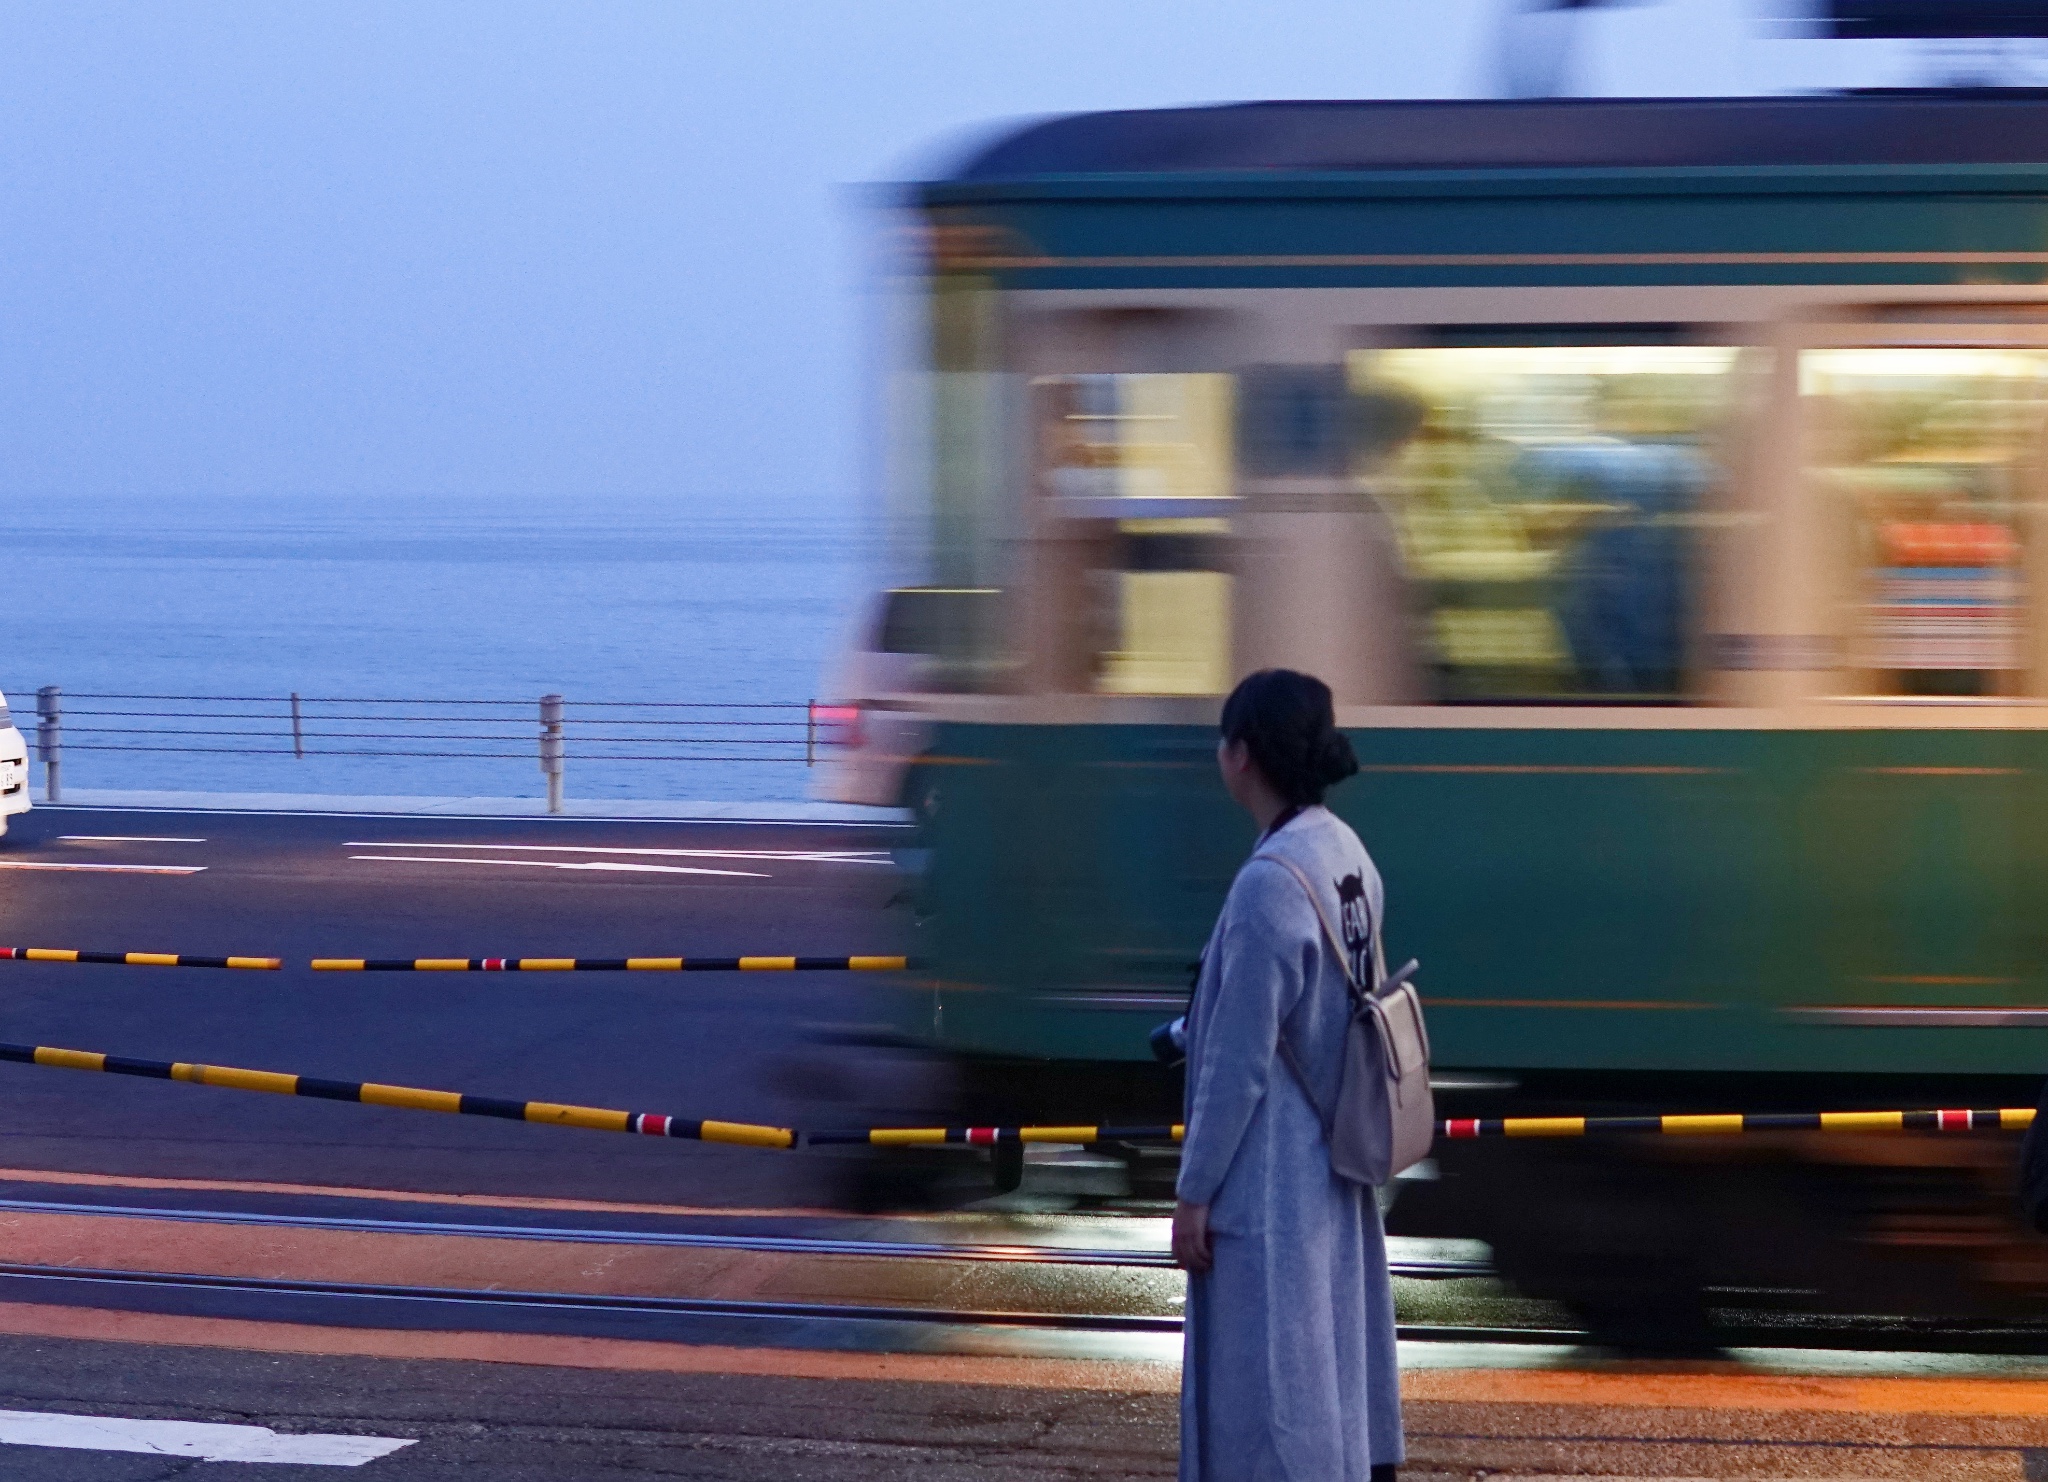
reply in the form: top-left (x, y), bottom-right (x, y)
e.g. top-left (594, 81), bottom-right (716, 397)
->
top-left (0, 947), bottom-right (281, 970)
top-left (1439, 1108), bottom-right (2036, 1137)
top-left (0, 949), bottom-right (907, 973)
top-left (808, 1124), bottom-right (1184, 1146)
top-left (0, 1031), bottom-right (2034, 1155)
top-left (0, 1041), bottom-right (796, 1148)
top-left (809, 1108), bottom-right (2041, 1145)
top-left (0, 944), bottom-right (2034, 1156)
top-left (310, 955), bottom-right (910, 972)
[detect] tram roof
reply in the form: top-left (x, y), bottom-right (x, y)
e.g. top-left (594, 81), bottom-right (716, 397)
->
top-left (940, 92), bottom-right (2048, 184)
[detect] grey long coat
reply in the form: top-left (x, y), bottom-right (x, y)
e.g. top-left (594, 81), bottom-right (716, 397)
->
top-left (1177, 805), bottom-right (1403, 1482)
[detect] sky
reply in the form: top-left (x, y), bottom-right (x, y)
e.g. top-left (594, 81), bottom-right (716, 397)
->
top-left (0, 3), bottom-right (1935, 520)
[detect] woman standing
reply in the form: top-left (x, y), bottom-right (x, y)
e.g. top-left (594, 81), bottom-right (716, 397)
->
top-left (1172, 668), bottom-right (1402, 1482)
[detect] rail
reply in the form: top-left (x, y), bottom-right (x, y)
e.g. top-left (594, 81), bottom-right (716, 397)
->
top-left (8, 688), bottom-right (845, 813)
top-left (0, 1195), bottom-right (1485, 1278)
top-left (12, 1255), bottom-right (2046, 1354)
top-left (0, 1262), bottom-right (1187, 1338)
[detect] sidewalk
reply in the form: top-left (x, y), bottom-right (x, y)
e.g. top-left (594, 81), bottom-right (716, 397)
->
top-left (36, 788), bottom-right (911, 826)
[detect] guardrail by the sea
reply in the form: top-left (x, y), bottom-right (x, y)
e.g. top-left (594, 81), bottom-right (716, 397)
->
top-left (5, 688), bottom-right (854, 814)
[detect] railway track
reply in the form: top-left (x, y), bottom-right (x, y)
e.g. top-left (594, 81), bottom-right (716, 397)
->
top-left (3, 1197), bottom-right (2043, 1357)
top-left (0, 1261), bottom-right (1186, 1335)
top-left (2, 1259), bottom-right (2040, 1357)
top-left (0, 1257), bottom-right (1571, 1348)
top-left (0, 1195), bottom-right (1483, 1276)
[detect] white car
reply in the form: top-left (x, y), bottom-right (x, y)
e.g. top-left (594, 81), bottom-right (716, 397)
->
top-left (810, 587), bottom-right (999, 807)
top-left (0, 692), bottom-right (30, 836)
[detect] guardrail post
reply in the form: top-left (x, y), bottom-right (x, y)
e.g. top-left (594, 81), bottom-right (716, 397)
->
top-left (34, 686), bottom-right (60, 803)
top-left (540, 693), bottom-right (564, 814)
top-left (290, 692), bottom-right (304, 759)
top-left (806, 699), bottom-right (816, 767)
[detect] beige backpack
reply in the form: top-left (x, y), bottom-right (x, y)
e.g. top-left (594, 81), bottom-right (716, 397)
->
top-left (1265, 855), bottom-right (1434, 1187)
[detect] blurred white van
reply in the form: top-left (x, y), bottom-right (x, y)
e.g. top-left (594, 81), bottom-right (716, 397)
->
top-left (811, 587), bottom-right (1000, 807)
top-left (0, 692), bottom-right (30, 836)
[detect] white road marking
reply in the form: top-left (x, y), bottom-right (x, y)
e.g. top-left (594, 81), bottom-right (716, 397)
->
top-left (57, 835), bottom-right (207, 844)
top-left (348, 854), bottom-right (767, 878)
top-left (346, 840), bottom-right (889, 864)
top-left (0, 1408), bottom-right (415, 1464)
top-left (0, 861), bottom-right (205, 875)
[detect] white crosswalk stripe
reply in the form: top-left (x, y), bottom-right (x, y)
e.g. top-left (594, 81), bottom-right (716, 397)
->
top-left (0, 1408), bottom-right (415, 1464)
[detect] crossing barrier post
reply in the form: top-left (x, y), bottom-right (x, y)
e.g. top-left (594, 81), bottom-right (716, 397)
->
top-left (539, 693), bottom-right (564, 814)
top-left (34, 686), bottom-right (60, 803)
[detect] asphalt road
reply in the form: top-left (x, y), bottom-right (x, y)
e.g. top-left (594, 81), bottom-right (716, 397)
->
top-left (0, 1332), bottom-right (1179, 1480)
top-left (8, 1325), bottom-right (2048, 1481)
top-left (19, 805), bottom-right (2048, 1482)
top-left (0, 804), bottom-right (926, 1209)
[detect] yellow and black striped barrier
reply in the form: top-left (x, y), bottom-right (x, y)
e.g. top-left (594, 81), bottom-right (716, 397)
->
top-left (0, 1040), bottom-right (794, 1149)
top-left (1440, 1108), bottom-right (2037, 1138)
top-left (310, 955), bottom-right (910, 972)
top-left (809, 1123), bottom-right (1187, 1148)
top-left (0, 1031), bottom-right (2029, 1154)
top-left (814, 1107), bottom-right (2041, 1147)
top-left (0, 946), bottom-right (280, 971)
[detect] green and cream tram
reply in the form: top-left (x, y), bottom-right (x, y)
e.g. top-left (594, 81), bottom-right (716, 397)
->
top-left (824, 93), bottom-right (2048, 1337)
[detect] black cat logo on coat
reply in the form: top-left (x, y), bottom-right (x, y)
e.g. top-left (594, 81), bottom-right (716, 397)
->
top-left (1335, 871), bottom-right (1371, 986)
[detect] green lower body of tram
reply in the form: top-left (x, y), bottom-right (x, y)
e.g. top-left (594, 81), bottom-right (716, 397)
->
top-left (912, 718), bottom-right (2045, 1079)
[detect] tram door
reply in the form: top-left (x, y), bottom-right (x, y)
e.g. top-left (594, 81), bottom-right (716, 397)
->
top-left (1790, 328), bottom-right (2048, 1042)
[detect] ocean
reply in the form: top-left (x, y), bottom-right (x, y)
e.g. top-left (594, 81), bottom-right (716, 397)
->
top-left (6, 493), bottom-right (874, 804)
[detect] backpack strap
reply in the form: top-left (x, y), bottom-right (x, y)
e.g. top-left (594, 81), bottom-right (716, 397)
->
top-left (1255, 853), bottom-right (1381, 1138)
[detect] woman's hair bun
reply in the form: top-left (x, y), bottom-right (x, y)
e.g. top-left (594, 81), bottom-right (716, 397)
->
top-left (1219, 669), bottom-right (1357, 808)
top-left (1316, 728), bottom-right (1360, 786)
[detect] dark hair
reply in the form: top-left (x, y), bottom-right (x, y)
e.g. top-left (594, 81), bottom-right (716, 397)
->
top-left (1219, 669), bottom-right (1359, 808)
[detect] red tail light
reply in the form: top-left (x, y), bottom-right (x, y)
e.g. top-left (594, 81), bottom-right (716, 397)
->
top-left (812, 703), bottom-right (864, 749)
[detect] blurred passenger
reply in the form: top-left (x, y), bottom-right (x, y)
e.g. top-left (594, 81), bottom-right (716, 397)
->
top-left (1172, 669), bottom-right (1401, 1482)
top-left (1535, 439), bottom-right (1706, 695)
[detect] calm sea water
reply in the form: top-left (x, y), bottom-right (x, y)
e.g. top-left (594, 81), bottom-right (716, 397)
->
top-left (6, 494), bottom-right (873, 804)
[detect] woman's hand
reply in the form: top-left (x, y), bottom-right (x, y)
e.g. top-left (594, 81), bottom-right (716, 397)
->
top-left (1172, 1200), bottom-right (1213, 1273)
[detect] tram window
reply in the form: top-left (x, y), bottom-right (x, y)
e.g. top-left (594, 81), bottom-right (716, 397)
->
top-left (1038, 373), bottom-right (1234, 502)
top-left (1347, 344), bottom-right (1736, 703)
top-left (1095, 557), bottom-right (1233, 696)
top-left (1034, 373), bottom-right (1237, 695)
top-left (1238, 364), bottom-right (1349, 478)
top-left (1803, 349), bottom-right (2042, 697)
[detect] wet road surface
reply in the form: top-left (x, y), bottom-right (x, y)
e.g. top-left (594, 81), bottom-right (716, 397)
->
top-left (8, 806), bottom-right (2048, 1477)
top-left (0, 804), bottom-right (921, 1208)
top-left (4, 1323), bottom-right (2048, 1478)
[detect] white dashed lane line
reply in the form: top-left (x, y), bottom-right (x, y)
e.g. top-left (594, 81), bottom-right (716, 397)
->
top-left (345, 841), bottom-right (890, 865)
top-left (57, 835), bottom-right (207, 844)
top-left (0, 1408), bottom-right (415, 1465)
top-left (348, 854), bottom-right (767, 878)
